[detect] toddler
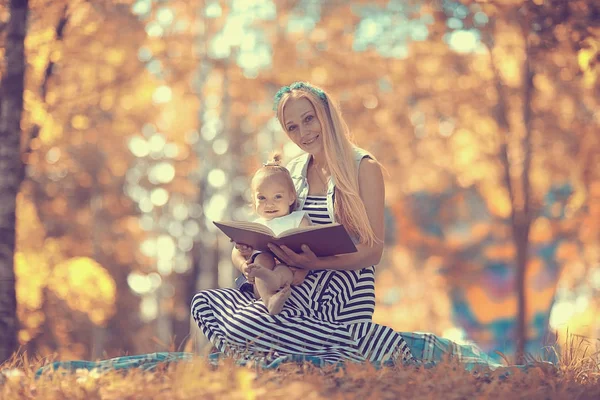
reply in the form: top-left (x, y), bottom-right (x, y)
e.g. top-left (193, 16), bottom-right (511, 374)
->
top-left (241, 154), bottom-right (311, 314)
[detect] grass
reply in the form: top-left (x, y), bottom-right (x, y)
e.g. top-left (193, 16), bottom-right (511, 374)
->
top-left (1, 336), bottom-right (599, 399)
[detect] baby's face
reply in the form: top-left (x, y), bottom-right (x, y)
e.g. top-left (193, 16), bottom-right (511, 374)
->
top-left (253, 175), bottom-right (295, 220)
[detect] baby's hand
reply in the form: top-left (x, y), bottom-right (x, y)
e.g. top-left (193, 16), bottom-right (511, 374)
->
top-left (241, 260), bottom-right (255, 284)
top-left (235, 243), bottom-right (254, 258)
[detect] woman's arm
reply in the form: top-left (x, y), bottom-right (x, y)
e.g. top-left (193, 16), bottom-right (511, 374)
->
top-left (268, 158), bottom-right (385, 271)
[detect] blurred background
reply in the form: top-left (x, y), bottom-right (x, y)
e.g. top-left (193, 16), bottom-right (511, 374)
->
top-left (1, 0), bottom-right (599, 363)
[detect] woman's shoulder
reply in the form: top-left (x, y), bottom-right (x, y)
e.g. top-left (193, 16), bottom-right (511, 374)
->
top-left (352, 146), bottom-right (374, 162)
top-left (358, 156), bottom-right (383, 183)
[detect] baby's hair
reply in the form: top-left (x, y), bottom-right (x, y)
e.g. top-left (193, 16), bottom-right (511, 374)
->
top-left (251, 152), bottom-right (298, 212)
top-left (263, 152), bottom-right (284, 167)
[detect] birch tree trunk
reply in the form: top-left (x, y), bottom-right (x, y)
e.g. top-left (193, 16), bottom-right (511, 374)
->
top-left (0, 0), bottom-right (29, 363)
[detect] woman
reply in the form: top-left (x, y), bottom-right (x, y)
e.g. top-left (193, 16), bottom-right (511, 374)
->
top-left (191, 82), bottom-right (503, 369)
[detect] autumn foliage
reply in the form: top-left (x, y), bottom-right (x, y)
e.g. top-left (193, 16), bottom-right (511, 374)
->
top-left (0, 0), bottom-right (598, 375)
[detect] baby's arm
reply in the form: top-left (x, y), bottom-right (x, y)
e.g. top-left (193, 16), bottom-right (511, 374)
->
top-left (235, 243), bottom-right (254, 259)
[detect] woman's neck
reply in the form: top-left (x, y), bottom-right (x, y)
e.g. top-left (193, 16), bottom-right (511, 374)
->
top-left (310, 154), bottom-right (327, 170)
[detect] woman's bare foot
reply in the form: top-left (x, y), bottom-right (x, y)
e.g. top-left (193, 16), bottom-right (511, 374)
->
top-left (266, 285), bottom-right (291, 315)
top-left (247, 263), bottom-right (281, 291)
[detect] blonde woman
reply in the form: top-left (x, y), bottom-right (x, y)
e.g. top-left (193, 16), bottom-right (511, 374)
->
top-left (192, 82), bottom-right (507, 370)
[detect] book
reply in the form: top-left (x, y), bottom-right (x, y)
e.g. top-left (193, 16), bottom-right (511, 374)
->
top-left (213, 221), bottom-right (358, 257)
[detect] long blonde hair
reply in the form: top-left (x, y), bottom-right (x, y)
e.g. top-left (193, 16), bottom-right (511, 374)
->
top-left (275, 84), bottom-right (382, 246)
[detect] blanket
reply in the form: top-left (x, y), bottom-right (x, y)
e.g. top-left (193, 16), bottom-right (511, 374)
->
top-left (34, 333), bottom-right (557, 377)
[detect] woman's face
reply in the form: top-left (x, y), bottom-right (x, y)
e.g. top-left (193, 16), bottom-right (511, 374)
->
top-left (282, 97), bottom-right (323, 155)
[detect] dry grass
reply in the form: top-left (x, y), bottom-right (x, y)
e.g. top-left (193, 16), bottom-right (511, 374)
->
top-left (1, 337), bottom-right (599, 400)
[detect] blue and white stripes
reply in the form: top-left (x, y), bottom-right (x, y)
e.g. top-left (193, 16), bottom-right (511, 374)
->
top-left (191, 195), bottom-right (413, 365)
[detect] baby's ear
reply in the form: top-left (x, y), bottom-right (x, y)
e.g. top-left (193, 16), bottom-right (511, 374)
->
top-left (289, 193), bottom-right (297, 206)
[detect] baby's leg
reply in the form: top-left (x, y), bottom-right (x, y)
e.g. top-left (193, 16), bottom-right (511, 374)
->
top-left (260, 265), bottom-right (294, 315)
top-left (255, 277), bottom-right (292, 315)
top-left (248, 254), bottom-right (295, 314)
top-left (264, 284), bottom-right (291, 315)
top-left (272, 264), bottom-right (294, 286)
top-left (249, 253), bottom-right (276, 304)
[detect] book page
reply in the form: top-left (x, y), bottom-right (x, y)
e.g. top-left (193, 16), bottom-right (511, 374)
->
top-left (278, 223), bottom-right (337, 238)
top-left (221, 221), bottom-right (274, 237)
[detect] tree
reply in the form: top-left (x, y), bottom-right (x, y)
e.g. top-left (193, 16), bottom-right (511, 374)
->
top-left (0, 0), bottom-right (29, 363)
top-left (459, 0), bottom-right (599, 362)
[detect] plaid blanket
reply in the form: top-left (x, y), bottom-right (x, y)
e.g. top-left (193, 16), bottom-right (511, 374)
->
top-left (35, 352), bottom-right (193, 377)
top-left (35, 333), bottom-right (555, 377)
top-left (399, 332), bottom-right (504, 370)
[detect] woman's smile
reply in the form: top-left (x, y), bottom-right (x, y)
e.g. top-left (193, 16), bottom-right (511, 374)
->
top-left (302, 134), bottom-right (319, 145)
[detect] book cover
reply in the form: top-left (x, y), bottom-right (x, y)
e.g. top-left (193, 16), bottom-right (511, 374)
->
top-left (213, 221), bottom-right (358, 257)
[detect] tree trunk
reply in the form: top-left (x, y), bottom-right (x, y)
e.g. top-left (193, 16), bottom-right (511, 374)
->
top-left (0, 0), bottom-right (29, 363)
top-left (513, 220), bottom-right (531, 363)
top-left (486, 13), bottom-right (535, 363)
top-left (514, 18), bottom-right (535, 364)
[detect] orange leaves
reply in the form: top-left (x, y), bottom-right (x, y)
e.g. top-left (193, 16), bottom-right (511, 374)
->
top-left (578, 38), bottom-right (599, 87)
top-left (450, 128), bottom-right (478, 166)
top-left (496, 55), bottom-right (522, 87)
top-left (484, 243), bottom-right (516, 260)
top-left (556, 242), bottom-right (580, 262)
top-left (0, 354), bottom-right (596, 400)
top-left (48, 257), bottom-right (117, 325)
top-left (70, 115), bottom-right (90, 130)
top-left (14, 252), bottom-right (50, 310)
top-left (465, 286), bottom-right (517, 323)
top-left (105, 48), bottom-right (126, 66)
top-left (310, 66), bottom-right (329, 85)
top-left (529, 218), bottom-right (553, 243)
top-left (533, 73), bottom-right (556, 97)
top-left (480, 184), bottom-right (512, 218)
top-left (6, 0), bottom-right (597, 360)
top-left (373, 109), bottom-right (392, 127)
top-left (419, 56), bottom-right (442, 75)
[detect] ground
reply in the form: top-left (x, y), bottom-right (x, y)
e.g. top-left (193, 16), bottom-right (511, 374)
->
top-left (1, 353), bottom-right (600, 399)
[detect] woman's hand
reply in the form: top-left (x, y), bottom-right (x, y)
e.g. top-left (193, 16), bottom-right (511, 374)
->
top-left (267, 243), bottom-right (320, 270)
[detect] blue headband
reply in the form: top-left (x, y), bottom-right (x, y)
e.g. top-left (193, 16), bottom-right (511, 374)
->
top-left (273, 81), bottom-right (328, 111)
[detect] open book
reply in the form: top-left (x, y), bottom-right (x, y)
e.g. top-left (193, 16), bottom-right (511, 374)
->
top-left (213, 221), bottom-right (358, 257)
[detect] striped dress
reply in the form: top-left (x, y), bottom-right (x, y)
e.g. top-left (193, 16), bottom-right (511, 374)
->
top-left (191, 195), bottom-right (414, 365)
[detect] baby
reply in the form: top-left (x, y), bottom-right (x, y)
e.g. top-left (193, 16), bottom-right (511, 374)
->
top-left (242, 153), bottom-right (311, 314)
